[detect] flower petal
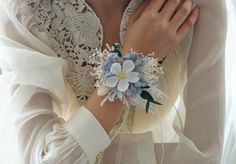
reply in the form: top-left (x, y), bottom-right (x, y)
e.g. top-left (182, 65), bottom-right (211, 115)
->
top-left (105, 76), bottom-right (119, 87)
top-left (123, 60), bottom-right (135, 73)
top-left (97, 86), bottom-right (110, 96)
top-left (117, 79), bottom-right (129, 92)
top-left (110, 63), bottom-right (121, 74)
top-left (127, 72), bottom-right (140, 83)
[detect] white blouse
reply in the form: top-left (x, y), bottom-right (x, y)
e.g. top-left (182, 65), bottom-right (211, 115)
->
top-left (0, 0), bottom-right (227, 164)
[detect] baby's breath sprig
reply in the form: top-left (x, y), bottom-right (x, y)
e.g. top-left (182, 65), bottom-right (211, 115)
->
top-left (89, 44), bottom-right (165, 113)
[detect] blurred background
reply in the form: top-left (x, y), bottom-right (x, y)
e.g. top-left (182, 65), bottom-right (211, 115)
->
top-left (0, 0), bottom-right (235, 163)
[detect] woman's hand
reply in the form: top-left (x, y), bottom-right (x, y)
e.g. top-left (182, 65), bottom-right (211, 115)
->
top-left (121, 0), bottom-right (200, 61)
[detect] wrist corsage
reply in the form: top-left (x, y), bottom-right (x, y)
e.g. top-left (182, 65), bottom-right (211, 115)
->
top-left (89, 44), bottom-right (164, 113)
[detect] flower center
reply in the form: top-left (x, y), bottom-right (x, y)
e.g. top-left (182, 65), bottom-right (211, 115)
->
top-left (117, 71), bottom-right (127, 80)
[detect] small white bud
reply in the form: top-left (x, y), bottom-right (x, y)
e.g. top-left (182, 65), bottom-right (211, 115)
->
top-left (97, 86), bottom-right (110, 96)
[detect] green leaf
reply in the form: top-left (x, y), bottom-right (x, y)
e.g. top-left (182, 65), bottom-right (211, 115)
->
top-left (141, 86), bottom-right (150, 89)
top-left (151, 101), bottom-right (162, 105)
top-left (110, 44), bottom-right (122, 57)
top-left (145, 101), bottom-right (150, 114)
top-left (140, 90), bottom-right (162, 112)
top-left (140, 90), bottom-right (154, 101)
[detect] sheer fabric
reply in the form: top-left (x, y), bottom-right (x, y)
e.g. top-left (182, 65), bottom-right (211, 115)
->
top-left (0, 0), bottom-right (227, 164)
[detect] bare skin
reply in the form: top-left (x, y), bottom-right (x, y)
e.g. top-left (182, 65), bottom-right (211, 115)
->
top-left (86, 0), bottom-right (132, 50)
top-left (84, 0), bottom-right (200, 134)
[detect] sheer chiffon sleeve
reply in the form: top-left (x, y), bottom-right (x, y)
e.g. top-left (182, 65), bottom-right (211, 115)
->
top-left (154, 0), bottom-right (227, 163)
top-left (0, 2), bottom-right (111, 164)
top-left (0, 0), bottom-right (227, 163)
top-left (12, 86), bottom-right (110, 164)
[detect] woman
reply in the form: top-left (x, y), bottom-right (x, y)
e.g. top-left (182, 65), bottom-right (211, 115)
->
top-left (0, 0), bottom-right (227, 164)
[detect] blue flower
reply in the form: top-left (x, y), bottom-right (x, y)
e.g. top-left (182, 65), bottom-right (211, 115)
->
top-left (127, 84), bottom-right (142, 99)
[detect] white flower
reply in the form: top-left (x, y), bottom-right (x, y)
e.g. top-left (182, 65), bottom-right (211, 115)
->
top-left (105, 60), bottom-right (140, 92)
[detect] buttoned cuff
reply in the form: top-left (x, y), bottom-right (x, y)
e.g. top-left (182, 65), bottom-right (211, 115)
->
top-left (64, 105), bottom-right (111, 163)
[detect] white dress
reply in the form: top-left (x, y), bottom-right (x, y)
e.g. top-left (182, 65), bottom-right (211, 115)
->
top-left (0, 0), bottom-right (227, 164)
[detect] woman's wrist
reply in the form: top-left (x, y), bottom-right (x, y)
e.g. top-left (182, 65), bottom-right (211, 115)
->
top-left (84, 89), bottom-right (125, 134)
top-left (120, 46), bottom-right (165, 63)
top-left (120, 47), bottom-right (129, 55)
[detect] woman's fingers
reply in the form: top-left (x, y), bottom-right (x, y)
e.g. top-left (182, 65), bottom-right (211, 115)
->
top-left (129, 0), bottom-right (150, 24)
top-left (177, 6), bottom-right (199, 40)
top-left (145, 0), bottom-right (166, 13)
top-left (160, 0), bottom-right (182, 21)
top-left (170, 0), bottom-right (193, 29)
top-left (123, 0), bottom-right (200, 59)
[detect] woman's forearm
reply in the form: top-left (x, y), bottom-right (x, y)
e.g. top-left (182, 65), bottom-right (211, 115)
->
top-left (84, 89), bottom-right (125, 134)
top-left (83, 0), bottom-right (200, 135)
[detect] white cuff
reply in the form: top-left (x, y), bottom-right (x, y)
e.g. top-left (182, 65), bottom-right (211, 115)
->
top-left (64, 105), bottom-right (111, 163)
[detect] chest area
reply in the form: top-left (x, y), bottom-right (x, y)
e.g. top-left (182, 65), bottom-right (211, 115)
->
top-left (27, 0), bottom-right (141, 103)
top-left (31, 0), bottom-right (139, 49)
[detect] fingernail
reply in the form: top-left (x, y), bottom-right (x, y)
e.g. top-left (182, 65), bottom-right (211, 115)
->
top-left (192, 3), bottom-right (199, 12)
top-left (195, 6), bottom-right (200, 13)
top-left (192, 3), bottom-right (197, 9)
